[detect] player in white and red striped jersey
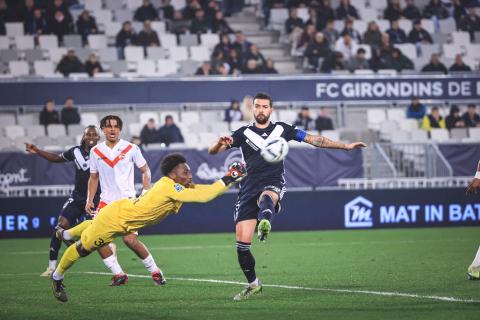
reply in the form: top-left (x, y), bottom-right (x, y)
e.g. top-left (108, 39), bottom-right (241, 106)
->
top-left (60, 115), bottom-right (164, 286)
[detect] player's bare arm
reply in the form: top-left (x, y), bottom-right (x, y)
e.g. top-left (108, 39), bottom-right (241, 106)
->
top-left (25, 143), bottom-right (65, 162)
top-left (466, 160), bottom-right (480, 195)
top-left (208, 136), bottom-right (233, 154)
top-left (303, 134), bottom-right (367, 150)
top-left (139, 164), bottom-right (151, 191)
top-left (85, 172), bottom-right (99, 214)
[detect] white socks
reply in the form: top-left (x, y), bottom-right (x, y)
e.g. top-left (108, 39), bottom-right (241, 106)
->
top-left (142, 254), bottom-right (160, 273)
top-left (103, 254), bottom-right (124, 275)
top-left (48, 260), bottom-right (57, 270)
top-left (249, 278), bottom-right (259, 287)
top-left (471, 246), bottom-right (480, 267)
top-left (52, 269), bottom-right (63, 280)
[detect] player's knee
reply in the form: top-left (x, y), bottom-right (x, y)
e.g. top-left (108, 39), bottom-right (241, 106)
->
top-left (76, 241), bottom-right (92, 257)
top-left (122, 234), bottom-right (138, 248)
top-left (57, 217), bottom-right (71, 229)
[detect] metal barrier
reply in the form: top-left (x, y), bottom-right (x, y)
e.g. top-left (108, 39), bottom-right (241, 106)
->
top-left (338, 176), bottom-right (471, 189)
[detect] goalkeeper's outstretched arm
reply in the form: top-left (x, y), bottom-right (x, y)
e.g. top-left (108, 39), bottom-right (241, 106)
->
top-left (303, 134), bottom-right (367, 151)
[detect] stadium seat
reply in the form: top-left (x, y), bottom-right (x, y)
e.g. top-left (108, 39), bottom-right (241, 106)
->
top-left (0, 36), bottom-right (9, 49)
top-left (377, 20), bottom-right (390, 32)
top-left (367, 109), bottom-right (386, 130)
top-left (387, 109), bottom-right (406, 121)
top-left (189, 46), bottom-right (210, 62)
top-left (180, 111), bottom-right (200, 125)
top-left (469, 128), bottom-right (480, 140)
top-left (56, 135), bottom-right (75, 147)
top-left (34, 136), bottom-right (56, 148)
top-left (278, 110), bottom-right (298, 123)
top-left (107, 60), bottom-right (128, 74)
top-left (179, 34), bottom-right (199, 47)
top-left (171, 0), bottom-right (186, 10)
top-left (420, 43), bottom-right (440, 57)
top-left (208, 121), bottom-right (229, 134)
top-left (0, 49), bottom-right (19, 63)
top-left (410, 129), bottom-right (429, 142)
top-left (420, 19), bottom-right (435, 34)
top-left (269, 8), bottom-right (288, 31)
top-left (69, 72), bottom-right (89, 80)
top-left (0, 137), bottom-right (13, 150)
top-left (197, 132), bottom-right (218, 148)
top-left (14, 36), bottom-right (35, 50)
top-left (17, 114), bottom-right (38, 127)
top-left (23, 49), bottom-right (45, 63)
top-left (88, 35), bottom-right (108, 49)
top-left (63, 35), bottom-right (83, 48)
top-left (139, 112), bottom-right (159, 125)
top-left (230, 121), bottom-right (248, 131)
top-left (390, 130), bottom-right (410, 143)
top-left (188, 122), bottom-right (210, 133)
top-left (432, 33), bottom-right (449, 45)
top-left (126, 0), bottom-right (142, 10)
top-left (394, 43), bottom-right (416, 60)
top-left (465, 44), bottom-right (480, 57)
top-left (26, 125), bottom-right (45, 138)
top-left (157, 59), bottom-right (178, 76)
top-left (151, 21), bottom-right (166, 34)
top-left (377, 69), bottom-right (397, 75)
top-left (452, 31), bottom-right (470, 46)
top-left (0, 114), bottom-right (16, 127)
top-left (449, 128), bottom-right (468, 140)
top-left (182, 133), bottom-right (200, 148)
top-left (5, 23), bottom-right (24, 36)
top-left (38, 35), bottom-right (59, 49)
top-left (8, 61), bottom-right (29, 76)
top-left (114, 9), bottom-right (133, 23)
top-left (147, 47), bottom-right (169, 59)
top-left (105, 0), bottom-right (124, 10)
top-left (353, 20), bottom-right (367, 35)
top-left (200, 111), bottom-right (222, 122)
top-left (297, 7), bottom-right (309, 22)
top-left (81, 113), bottom-right (99, 126)
top-left (93, 9), bottom-right (113, 23)
top-left (67, 124), bottom-right (84, 136)
top-left (159, 34), bottom-right (178, 48)
top-left (125, 46), bottom-right (144, 62)
top-left (5, 125), bottom-right (25, 139)
top-left (379, 120), bottom-right (399, 140)
top-left (200, 34), bottom-right (219, 50)
top-left (438, 18), bottom-right (456, 34)
top-left (128, 122), bottom-right (143, 136)
top-left (354, 69), bottom-right (374, 75)
top-left (430, 128), bottom-right (449, 142)
top-left (358, 8), bottom-right (377, 22)
top-left (442, 44), bottom-right (461, 59)
top-left (137, 60), bottom-right (157, 76)
top-left (369, 0), bottom-right (387, 10)
top-left (47, 124), bottom-right (67, 138)
top-left (104, 21), bottom-right (122, 38)
top-left (47, 47), bottom-right (67, 63)
top-left (34, 61), bottom-right (55, 76)
top-left (168, 46), bottom-right (188, 62)
top-left (85, 0), bottom-right (103, 10)
top-left (398, 19), bottom-right (412, 34)
top-left (97, 47), bottom-right (117, 62)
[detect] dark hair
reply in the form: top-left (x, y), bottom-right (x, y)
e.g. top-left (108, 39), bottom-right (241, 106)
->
top-left (253, 92), bottom-right (273, 107)
top-left (431, 106), bottom-right (439, 112)
top-left (468, 104), bottom-right (476, 109)
top-left (357, 48), bottom-right (366, 54)
top-left (100, 115), bottom-right (123, 130)
top-left (161, 153), bottom-right (186, 176)
top-left (450, 104), bottom-right (460, 116)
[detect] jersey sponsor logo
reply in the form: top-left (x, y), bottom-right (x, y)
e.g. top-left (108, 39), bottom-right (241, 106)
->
top-left (174, 183), bottom-right (183, 192)
top-left (93, 144), bottom-right (133, 168)
top-left (344, 196), bottom-right (373, 228)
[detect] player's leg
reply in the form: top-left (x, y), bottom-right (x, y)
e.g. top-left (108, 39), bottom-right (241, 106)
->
top-left (59, 220), bottom-right (93, 241)
top-left (122, 233), bottom-right (166, 285)
top-left (257, 190), bottom-right (280, 242)
top-left (233, 218), bottom-right (263, 301)
top-left (97, 244), bottom-right (128, 286)
top-left (468, 245), bottom-right (480, 280)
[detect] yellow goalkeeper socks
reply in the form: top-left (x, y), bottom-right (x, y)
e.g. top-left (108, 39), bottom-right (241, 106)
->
top-left (53, 244), bottom-right (81, 280)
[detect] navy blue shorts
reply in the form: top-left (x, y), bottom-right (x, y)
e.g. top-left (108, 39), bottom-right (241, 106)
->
top-left (59, 197), bottom-right (87, 226)
top-left (234, 183), bottom-right (285, 224)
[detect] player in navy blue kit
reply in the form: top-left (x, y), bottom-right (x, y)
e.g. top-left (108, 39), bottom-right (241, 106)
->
top-left (25, 126), bottom-right (101, 277)
top-left (208, 93), bottom-right (366, 300)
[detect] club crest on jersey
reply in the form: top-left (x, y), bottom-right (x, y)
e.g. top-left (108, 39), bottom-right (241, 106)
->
top-left (174, 184), bottom-right (183, 192)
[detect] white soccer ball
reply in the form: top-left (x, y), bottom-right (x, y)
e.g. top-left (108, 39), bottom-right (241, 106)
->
top-left (261, 137), bottom-right (289, 163)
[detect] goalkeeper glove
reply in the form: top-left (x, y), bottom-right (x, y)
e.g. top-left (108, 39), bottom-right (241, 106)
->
top-left (221, 161), bottom-right (247, 185)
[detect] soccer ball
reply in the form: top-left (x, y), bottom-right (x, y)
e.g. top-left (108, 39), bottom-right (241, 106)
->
top-left (261, 137), bottom-right (289, 163)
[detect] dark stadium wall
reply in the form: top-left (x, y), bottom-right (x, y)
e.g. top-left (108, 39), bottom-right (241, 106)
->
top-left (0, 74), bottom-right (479, 106)
top-left (1, 188), bottom-right (478, 238)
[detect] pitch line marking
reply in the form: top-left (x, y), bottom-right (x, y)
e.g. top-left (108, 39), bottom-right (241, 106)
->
top-left (84, 271), bottom-right (480, 304)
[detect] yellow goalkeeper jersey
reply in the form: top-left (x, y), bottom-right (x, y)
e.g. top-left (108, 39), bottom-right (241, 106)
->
top-left (111, 177), bottom-right (229, 232)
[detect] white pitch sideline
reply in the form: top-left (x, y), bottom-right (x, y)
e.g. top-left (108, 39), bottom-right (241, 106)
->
top-left (84, 271), bottom-right (480, 304)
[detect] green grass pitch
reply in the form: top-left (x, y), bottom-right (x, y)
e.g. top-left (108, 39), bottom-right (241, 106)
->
top-left (1, 227), bottom-right (479, 320)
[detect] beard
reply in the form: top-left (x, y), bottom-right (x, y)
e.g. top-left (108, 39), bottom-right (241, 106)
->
top-left (254, 114), bottom-right (269, 124)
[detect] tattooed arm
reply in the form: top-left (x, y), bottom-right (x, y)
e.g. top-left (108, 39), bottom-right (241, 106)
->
top-left (303, 134), bottom-right (367, 151)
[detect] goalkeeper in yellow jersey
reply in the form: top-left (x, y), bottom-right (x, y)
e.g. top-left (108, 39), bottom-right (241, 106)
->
top-left (51, 153), bottom-right (246, 302)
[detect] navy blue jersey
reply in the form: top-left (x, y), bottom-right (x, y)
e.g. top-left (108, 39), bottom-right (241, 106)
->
top-left (60, 146), bottom-right (100, 202)
top-left (229, 121), bottom-right (306, 200)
